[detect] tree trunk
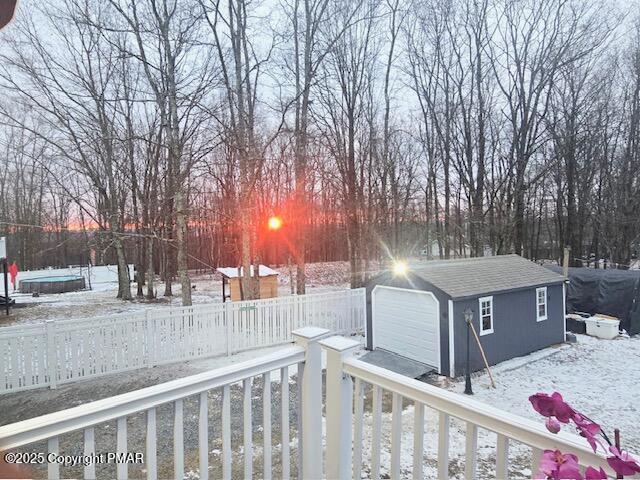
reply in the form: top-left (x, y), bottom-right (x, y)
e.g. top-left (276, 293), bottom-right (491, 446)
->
top-left (175, 189), bottom-right (192, 305)
top-left (114, 235), bottom-right (131, 300)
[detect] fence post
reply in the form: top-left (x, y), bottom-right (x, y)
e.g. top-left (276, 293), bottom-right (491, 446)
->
top-left (293, 294), bottom-right (300, 331)
top-left (292, 326), bottom-right (329, 480)
top-left (146, 310), bottom-right (153, 368)
top-left (225, 301), bottom-right (232, 356)
top-left (360, 288), bottom-right (366, 334)
top-left (320, 335), bottom-right (360, 479)
top-left (45, 320), bottom-right (57, 389)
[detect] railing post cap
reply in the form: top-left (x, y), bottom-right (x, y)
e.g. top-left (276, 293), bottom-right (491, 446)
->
top-left (319, 335), bottom-right (361, 353)
top-left (292, 327), bottom-right (330, 343)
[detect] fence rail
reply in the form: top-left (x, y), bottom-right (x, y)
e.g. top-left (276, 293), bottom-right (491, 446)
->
top-left (0, 289), bottom-right (365, 393)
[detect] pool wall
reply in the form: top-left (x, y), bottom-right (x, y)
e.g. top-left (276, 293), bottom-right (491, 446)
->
top-left (19, 276), bottom-right (86, 294)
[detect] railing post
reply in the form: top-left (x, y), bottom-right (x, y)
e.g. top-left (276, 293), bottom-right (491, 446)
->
top-left (225, 301), bottom-right (232, 356)
top-left (292, 326), bottom-right (329, 480)
top-left (320, 335), bottom-right (361, 480)
top-left (45, 320), bottom-right (57, 389)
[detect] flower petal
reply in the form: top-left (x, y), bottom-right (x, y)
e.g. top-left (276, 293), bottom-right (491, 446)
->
top-left (584, 466), bottom-right (607, 479)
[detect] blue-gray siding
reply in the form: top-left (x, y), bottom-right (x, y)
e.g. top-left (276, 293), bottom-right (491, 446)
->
top-left (452, 283), bottom-right (565, 374)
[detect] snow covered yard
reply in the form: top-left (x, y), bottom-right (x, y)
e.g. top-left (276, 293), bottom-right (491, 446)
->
top-left (0, 261), bottom-right (360, 327)
top-left (356, 334), bottom-right (640, 479)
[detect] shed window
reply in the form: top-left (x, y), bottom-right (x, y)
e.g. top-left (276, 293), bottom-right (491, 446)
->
top-left (536, 287), bottom-right (547, 322)
top-left (479, 296), bottom-right (493, 335)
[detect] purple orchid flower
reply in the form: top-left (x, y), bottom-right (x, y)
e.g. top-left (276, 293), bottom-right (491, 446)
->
top-left (531, 392), bottom-right (640, 479)
top-left (538, 449), bottom-right (582, 480)
top-left (529, 392), bottom-right (576, 423)
top-left (607, 447), bottom-right (640, 477)
top-left (530, 392), bottom-right (604, 453)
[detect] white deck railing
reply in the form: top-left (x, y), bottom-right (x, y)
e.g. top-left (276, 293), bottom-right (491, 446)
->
top-left (321, 336), bottom-right (616, 480)
top-left (0, 327), bottom-right (325, 480)
top-left (0, 330), bottom-right (622, 479)
top-left (0, 289), bottom-right (365, 393)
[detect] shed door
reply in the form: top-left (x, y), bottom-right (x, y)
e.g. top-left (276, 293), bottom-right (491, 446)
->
top-left (372, 286), bottom-right (440, 371)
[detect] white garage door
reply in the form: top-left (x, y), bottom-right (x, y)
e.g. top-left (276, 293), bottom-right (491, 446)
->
top-left (372, 286), bottom-right (440, 371)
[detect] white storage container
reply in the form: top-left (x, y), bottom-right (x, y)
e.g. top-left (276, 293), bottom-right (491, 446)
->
top-left (584, 316), bottom-right (620, 340)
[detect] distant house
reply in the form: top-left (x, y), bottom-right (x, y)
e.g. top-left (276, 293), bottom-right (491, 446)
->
top-left (418, 239), bottom-right (493, 259)
top-left (365, 254), bottom-right (566, 377)
top-left (419, 239), bottom-right (469, 259)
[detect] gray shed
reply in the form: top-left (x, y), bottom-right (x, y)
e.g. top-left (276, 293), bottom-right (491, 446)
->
top-left (365, 254), bottom-right (566, 377)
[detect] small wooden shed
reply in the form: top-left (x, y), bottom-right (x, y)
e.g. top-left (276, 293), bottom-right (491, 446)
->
top-left (217, 265), bottom-right (279, 302)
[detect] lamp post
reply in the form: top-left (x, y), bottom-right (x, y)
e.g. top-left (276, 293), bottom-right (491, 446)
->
top-left (464, 308), bottom-right (473, 395)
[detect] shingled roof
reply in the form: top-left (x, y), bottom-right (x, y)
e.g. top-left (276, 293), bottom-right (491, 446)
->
top-left (410, 254), bottom-right (565, 299)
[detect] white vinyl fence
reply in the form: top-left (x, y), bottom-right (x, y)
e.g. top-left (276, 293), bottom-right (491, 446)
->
top-left (0, 288), bottom-right (365, 394)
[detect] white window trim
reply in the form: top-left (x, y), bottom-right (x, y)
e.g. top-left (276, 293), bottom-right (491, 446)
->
top-left (479, 296), bottom-right (494, 335)
top-left (536, 286), bottom-right (548, 322)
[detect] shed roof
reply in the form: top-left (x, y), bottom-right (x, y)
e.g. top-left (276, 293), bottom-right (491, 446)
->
top-left (217, 265), bottom-right (279, 278)
top-left (410, 254), bottom-right (564, 299)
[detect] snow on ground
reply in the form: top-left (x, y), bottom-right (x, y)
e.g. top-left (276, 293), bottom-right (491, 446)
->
top-left (449, 334), bottom-right (640, 452)
top-left (0, 344), bottom-right (292, 425)
top-left (274, 260), bottom-right (383, 288)
top-left (2, 326), bottom-right (638, 478)
top-left (1, 261), bottom-right (363, 327)
top-left (357, 334), bottom-right (640, 479)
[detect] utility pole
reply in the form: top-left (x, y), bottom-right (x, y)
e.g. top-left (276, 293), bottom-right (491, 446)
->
top-left (2, 259), bottom-right (8, 316)
top-left (563, 246), bottom-right (571, 278)
top-left (0, 237), bottom-right (7, 316)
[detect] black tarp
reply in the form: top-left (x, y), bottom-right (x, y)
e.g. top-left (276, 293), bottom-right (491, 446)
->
top-left (546, 266), bottom-right (640, 335)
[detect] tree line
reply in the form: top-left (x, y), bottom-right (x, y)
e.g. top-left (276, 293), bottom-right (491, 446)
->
top-left (0, 0), bottom-right (639, 304)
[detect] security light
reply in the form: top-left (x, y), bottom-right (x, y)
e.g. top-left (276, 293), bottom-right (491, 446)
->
top-left (392, 261), bottom-right (408, 276)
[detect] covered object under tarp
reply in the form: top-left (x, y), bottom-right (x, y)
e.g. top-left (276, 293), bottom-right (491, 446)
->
top-left (546, 266), bottom-right (640, 335)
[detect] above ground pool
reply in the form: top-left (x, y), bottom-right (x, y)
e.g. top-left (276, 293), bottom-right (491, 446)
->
top-left (19, 275), bottom-right (86, 294)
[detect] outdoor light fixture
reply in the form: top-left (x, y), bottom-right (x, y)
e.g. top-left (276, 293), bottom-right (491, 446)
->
top-left (267, 216), bottom-right (283, 231)
top-left (464, 308), bottom-right (474, 395)
top-left (392, 260), bottom-right (408, 276)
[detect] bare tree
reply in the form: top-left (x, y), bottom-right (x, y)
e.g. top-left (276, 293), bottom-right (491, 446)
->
top-left (106, 0), bottom-right (214, 305)
top-left (493, 0), bottom-right (607, 255)
top-left (0, 0), bottom-right (135, 298)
